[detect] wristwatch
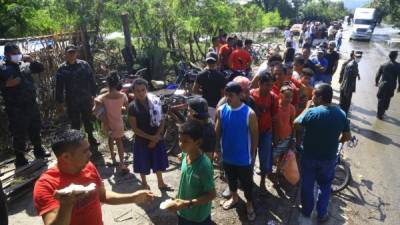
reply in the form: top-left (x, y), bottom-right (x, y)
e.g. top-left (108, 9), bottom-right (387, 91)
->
top-left (188, 199), bottom-right (193, 209)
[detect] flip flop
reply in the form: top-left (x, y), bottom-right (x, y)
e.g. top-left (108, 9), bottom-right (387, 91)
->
top-left (221, 199), bottom-right (238, 210)
top-left (158, 185), bottom-right (173, 191)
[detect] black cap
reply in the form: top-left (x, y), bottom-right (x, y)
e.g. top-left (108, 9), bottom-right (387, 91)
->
top-left (188, 97), bottom-right (209, 119)
top-left (206, 52), bottom-right (218, 63)
top-left (65, 45), bottom-right (78, 52)
top-left (225, 81), bottom-right (242, 94)
top-left (355, 50), bottom-right (363, 57)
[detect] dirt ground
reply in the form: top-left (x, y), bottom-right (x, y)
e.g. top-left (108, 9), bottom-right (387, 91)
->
top-left (7, 128), bottom-right (300, 225)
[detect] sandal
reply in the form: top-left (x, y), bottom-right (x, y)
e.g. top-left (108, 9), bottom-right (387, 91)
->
top-left (119, 164), bottom-right (130, 174)
top-left (247, 207), bottom-right (256, 221)
top-left (221, 198), bottom-right (238, 210)
top-left (158, 184), bottom-right (173, 191)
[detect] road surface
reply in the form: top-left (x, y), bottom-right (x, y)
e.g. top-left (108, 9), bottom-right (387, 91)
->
top-left (296, 24), bottom-right (400, 225)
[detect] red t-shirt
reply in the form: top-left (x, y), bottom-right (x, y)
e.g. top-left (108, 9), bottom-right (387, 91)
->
top-left (276, 103), bottom-right (296, 140)
top-left (228, 48), bottom-right (252, 71)
top-left (218, 44), bottom-right (233, 68)
top-left (250, 89), bottom-right (279, 132)
top-left (33, 162), bottom-right (103, 225)
top-left (272, 82), bottom-right (300, 107)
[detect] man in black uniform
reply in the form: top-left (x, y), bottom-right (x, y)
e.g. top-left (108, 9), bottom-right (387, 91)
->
top-left (375, 51), bottom-right (400, 120)
top-left (55, 45), bottom-right (99, 146)
top-left (339, 51), bottom-right (361, 115)
top-left (0, 43), bottom-right (50, 167)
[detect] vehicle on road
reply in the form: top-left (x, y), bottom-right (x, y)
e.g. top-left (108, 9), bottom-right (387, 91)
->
top-left (350, 8), bottom-right (377, 41)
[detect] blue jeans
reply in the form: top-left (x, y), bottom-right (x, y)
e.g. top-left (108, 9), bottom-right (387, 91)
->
top-left (300, 157), bottom-right (337, 218)
top-left (178, 215), bottom-right (213, 225)
top-left (258, 131), bottom-right (273, 174)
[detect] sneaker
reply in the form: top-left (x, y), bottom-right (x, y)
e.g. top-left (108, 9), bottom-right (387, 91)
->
top-left (376, 115), bottom-right (384, 120)
top-left (15, 158), bottom-right (29, 168)
top-left (34, 147), bottom-right (51, 159)
top-left (88, 136), bottom-right (100, 146)
top-left (222, 186), bottom-right (232, 198)
top-left (318, 213), bottom-right (330, 223)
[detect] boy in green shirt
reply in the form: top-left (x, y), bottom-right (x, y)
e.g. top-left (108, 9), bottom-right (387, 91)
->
top-left (168, 120), bottom-right (216, 225)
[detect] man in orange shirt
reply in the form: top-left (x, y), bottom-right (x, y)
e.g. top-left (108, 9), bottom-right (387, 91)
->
top-left (218, 37), bottom-right (235, 70)
top-left (228, 40), bottom-right (252, 78)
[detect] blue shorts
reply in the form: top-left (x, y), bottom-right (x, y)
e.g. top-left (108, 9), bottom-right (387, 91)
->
top-left (258, 131), bottom-right (273, 174)
top-left (133, 139), bottom-right (169, 175)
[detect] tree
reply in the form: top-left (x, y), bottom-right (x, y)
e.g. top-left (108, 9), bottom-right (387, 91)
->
top-left (368, 0), bottom-right (400, 28)
top-left (299, 0), bottom-right (347, 23)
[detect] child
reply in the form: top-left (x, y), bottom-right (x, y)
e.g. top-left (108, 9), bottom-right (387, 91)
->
top-left (98, 71), bottom-right (129, 172)
top-left (298, 68), bottom-right (315, 115)
top-left (168, 120), bottom-right (216, 225)
top-left (250, 72), bottom-right (279, 193)
top-left (187, 97), bottom-right (216, 162)
top-left (93, 88), bottom-right (110, 134)
top-left (273, 85), bottom-right (296, 164)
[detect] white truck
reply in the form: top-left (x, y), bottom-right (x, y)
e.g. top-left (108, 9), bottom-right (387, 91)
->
top-left (350, 8), bottom-right (377, 41)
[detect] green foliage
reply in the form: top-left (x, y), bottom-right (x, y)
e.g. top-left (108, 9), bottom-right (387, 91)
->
top-left (299, 0), bottom-right (348, 23)
top-left (368, 0), bottom-right (400, 28)
top-left (262, 10), bottom-right (290, 28)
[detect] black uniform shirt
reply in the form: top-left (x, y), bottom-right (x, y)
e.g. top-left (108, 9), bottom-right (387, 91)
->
top-left (55, 59), bottom-right (97, 105)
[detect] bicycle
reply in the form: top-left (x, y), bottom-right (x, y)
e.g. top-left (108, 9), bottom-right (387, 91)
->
top-left (331, 136), bottom-right (358, 193)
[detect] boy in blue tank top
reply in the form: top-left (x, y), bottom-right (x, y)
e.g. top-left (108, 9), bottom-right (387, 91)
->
top-left (215, 82), bottom-right (259, 221)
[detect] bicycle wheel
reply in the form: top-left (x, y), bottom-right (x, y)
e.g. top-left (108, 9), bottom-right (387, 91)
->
top-left (163, 117), bottom-right (181, 156)
top-left (331, 159), bottom-right (352, 193)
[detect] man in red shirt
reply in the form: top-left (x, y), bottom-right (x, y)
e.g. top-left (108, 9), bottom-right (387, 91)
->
top-left (218, 37), bottom-right (235, 70)
top-left (228, 40), bottom-right (252, 74)
top-left (33, 129), bottom-right (154, 225)
top-left (250, 72), bottom-right (279, 193)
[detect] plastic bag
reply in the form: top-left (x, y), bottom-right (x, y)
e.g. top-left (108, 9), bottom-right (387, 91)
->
top-left (280, 150), bottom-right (300, 185)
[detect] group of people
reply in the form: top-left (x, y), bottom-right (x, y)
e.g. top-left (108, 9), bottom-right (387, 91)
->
top-left (0, 26), bottom-right (399, 224)
top-left (284, 20), bottom-right (344, 54)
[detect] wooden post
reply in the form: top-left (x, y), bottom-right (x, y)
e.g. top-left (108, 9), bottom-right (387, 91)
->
top-left (121, 13), bottom-right (134, 73)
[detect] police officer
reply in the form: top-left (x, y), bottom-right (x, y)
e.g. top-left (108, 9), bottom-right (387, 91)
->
top-left (375, 51), bottom-right (400, 120)
top-left (339, 51), bottom-right (362, 115)
top-left (0, 43), bottom-right (50, 167)
top-left (55, 45), bottom-right (99, 147)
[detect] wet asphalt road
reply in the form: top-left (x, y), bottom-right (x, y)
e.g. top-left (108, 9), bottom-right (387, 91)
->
top-left (312, 24), bottom-right (400, 225)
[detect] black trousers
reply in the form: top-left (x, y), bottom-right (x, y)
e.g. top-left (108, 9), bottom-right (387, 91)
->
top-left (0, 181), bottom-right (8, 225)
top-left (67, 101), bottom-right (94, 137)
top-left (223, 163), bottom-right (253, 202)
top-left (377, 96), bottom-right (392, 117)
top-left (5, 103), bottom-right (42, 163)
top-left (339, 90), bottom-right (353, 115)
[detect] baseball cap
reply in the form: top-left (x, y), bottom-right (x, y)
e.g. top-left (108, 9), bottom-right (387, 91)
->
top-left (232, 76), bottom-right (250, 92)
top-left (205, 52), bottom-right (218, 63)
top-left (225, 81), bottom-right (242, 94)
top-left (355, 51), bottom-right (363, 57)
top-left (188, 97), bottom-right (209, 119)
top-left (65, 45), bottom-right (78, 52)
